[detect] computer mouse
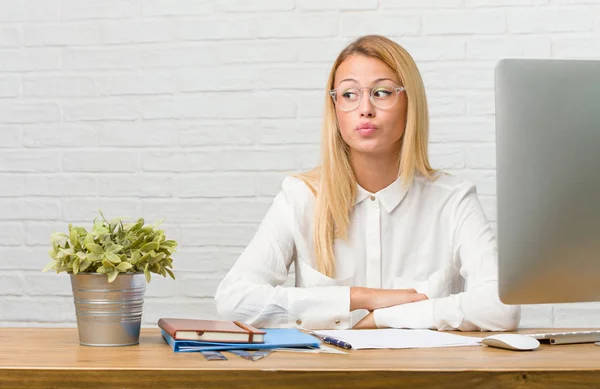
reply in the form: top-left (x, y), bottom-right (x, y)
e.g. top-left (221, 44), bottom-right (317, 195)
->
top-left (481, 334), bottom-right (540, 351)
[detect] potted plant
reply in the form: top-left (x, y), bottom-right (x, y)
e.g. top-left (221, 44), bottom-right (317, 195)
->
top-left (43, 210), bottom-right (177, 346)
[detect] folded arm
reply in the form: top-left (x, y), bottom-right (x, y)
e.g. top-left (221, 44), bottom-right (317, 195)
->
top-left (372, 184), bottom-right (521, 331)
top-left (215, 181), bottom-right (351, 330)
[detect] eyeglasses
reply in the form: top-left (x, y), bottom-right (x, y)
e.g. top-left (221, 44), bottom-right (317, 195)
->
top-left (329, 85), bottom-right (405, 112)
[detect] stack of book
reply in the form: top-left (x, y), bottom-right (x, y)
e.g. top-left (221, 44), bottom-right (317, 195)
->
top-left (158, 318), bottom-right (320, 352)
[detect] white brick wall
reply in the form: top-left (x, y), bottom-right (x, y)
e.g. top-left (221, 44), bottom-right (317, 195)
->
top-left (1, 0), bottom-right (599, 329)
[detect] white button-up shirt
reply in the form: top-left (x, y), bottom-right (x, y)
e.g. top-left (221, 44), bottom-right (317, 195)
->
top-left (215, 173), bottom-right (521, 331)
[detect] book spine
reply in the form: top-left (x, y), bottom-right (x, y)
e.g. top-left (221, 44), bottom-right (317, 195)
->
top-left (157, 318), bottom-right (177, 339)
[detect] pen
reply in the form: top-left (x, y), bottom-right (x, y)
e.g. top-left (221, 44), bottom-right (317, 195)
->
top-left (303, 329), bottom-right (352, 350)
top-left (317, 334), bottom-right (353, 350)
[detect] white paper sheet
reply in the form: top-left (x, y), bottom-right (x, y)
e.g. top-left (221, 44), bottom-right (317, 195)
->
top-left (314, 329), bottom-right (483, 350)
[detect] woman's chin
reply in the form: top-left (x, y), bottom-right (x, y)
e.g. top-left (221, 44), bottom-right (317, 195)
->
top-left (349, 140), bottom-right (389, 155)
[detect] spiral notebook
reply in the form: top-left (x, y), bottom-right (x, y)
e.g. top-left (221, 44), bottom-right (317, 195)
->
top-left (161, 328), bottom-right (320, 352)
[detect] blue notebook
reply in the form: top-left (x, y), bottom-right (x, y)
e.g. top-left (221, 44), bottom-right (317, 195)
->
top-left (161, 328), bottom-right (320, 352)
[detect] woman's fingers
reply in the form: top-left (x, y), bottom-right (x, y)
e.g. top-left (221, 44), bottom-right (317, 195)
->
top-left (408, 293), bottom-right (429, 302)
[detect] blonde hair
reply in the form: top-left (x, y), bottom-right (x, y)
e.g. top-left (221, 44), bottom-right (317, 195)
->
top-left (296, 35), bottom-right (436, 277)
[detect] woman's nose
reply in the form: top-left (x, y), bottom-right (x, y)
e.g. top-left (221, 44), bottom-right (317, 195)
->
top-left (358, 94), bottom-right (376, 118)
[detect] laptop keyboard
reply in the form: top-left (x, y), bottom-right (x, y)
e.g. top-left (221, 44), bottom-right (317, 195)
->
top-left (526, 330), bottom-right (600, 344)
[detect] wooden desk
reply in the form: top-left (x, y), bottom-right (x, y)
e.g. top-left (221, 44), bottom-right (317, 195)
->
top-left (1, 328), bottom-right (599, 389)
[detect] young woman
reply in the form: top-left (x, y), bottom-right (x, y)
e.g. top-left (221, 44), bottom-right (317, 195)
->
top-left (215, 35), bottom-right (520, 331)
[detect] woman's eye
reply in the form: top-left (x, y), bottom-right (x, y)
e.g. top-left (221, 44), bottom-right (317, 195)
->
top-left (342, 91), bottom-right (358, 100)
top-left (373, 88), bottom-right (393, 99)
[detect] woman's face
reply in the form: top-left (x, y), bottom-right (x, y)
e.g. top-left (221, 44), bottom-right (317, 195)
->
top-left (332, 55), bottom-right (408, 157)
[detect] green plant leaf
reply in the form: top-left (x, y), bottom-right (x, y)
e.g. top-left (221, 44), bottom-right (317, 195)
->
top-left (84, 232), bottom-right (94, 246)
top-left (144, 263), bottom-right (151, 282)
top-left (79, 259), bottom-right (91, 272)
top-left (104, 252), bottom-right (121, 264)
top-left (152, 231), bottom-right (164, 243)
top-left (139, 250), bottom-right (152, 265)
top-left (116, 262), bottom-right (133, 272)
top-left (42, 260), bottom-right (55, 272)
top-left (98, 209), bottom-right (108, 223)
top-left (92, 222), bottom-right (109, 237)
top-left (87, 253), bottom-right (101, 264)
top-left (73, 226), bottom-right (88, 236)
top-left (85, 243), bottom-right (103, 254)
top-left (107, 270), bottom-right (119, 283)
top-left (73, 257), bottom-right (80, 275)
top-left (129, 218), bottom-right (144, 233)
top-left (140, 242), bottom-right (159, 253)
top-left (106, 244), bottom-right (124, 254)
top-left (50, 232), bottom-right (69, 242)
top-left (69, 228), bottom-right (78, 248)
top-left (160, 240), bottom-right (178, 248)
top-left (140, 226), bottom-right (153, 235)
top-left (130, 235), bottom-right (145, 249)
top-left (150, 252), bottom-right (166, 265)
top-left (48, 249), bottom-right (58, 260)
top-left (59, 248), bottom-right (74, 255)
top-left (130, 250), bottom-right (141, 265)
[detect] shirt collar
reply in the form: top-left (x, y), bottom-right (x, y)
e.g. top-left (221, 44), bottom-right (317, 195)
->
top-left (354, 176), bottom-right (409, 213)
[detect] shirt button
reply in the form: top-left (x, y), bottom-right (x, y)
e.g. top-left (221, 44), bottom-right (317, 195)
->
top-left (334, 319), bottom-right (341, 324)
top-left (296, 318), bottom-right (302, 325)
top-left (370, 195), bottom-right (376, 201)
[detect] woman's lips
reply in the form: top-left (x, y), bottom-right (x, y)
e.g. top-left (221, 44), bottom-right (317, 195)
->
top-left (356, 123), bottom-right (378, 136)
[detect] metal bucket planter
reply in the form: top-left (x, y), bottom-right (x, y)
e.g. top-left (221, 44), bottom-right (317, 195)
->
top-left (70, 273), bottom-right (146, 346)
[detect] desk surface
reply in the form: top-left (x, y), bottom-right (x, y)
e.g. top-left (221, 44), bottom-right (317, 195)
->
top-left (1, 328), bottom-right (599, 389)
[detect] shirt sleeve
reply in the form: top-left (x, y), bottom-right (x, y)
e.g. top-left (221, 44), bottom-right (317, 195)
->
top-left (373, 183), bottom-right (521, 331)
top-left (214, 178), bottom-right (351, 330)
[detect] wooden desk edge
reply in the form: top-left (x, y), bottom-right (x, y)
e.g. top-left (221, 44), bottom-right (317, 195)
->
top-left (2, 328), bottom-right (600, 389)
top-left (2, 368), bottom-right (600, 389)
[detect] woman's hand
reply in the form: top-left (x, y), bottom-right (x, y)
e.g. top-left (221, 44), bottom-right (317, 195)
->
top-left (350, 289), bottom-right (429, 329)
top-left (350, 287), bottom-right (428, 311)
top-left (352, 312), bottom-right (376, 329)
